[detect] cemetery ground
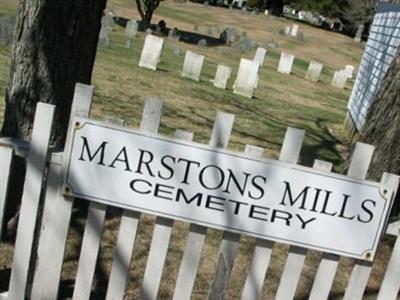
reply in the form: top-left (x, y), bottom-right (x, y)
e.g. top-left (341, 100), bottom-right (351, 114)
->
top-left (0, 1), bottom-right (396, 299)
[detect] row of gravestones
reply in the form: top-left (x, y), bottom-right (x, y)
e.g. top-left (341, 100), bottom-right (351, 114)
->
top-left (138, 33), bottom-right (355, 99)
top-left (0, 16), bottom-right (16, 47)
top-left (99, 14), bottom-right (139, 49)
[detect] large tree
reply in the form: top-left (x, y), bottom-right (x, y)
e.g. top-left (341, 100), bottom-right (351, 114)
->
top-left (359, 49), bottom-right (400, 214)
top-left (1, 0), bottom-right (107, 233)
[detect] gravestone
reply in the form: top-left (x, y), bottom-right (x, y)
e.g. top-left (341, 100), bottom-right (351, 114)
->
top-left (98, 15), bottom-right (114, 47)
top-left (354, 24), bottom-right (364, 43)
top-left (284, 26), bottom-right (291, 36)
top-left (145, 28), bottom-right (152, 35)
top-left (265, 38), bottom-right (277, 48)
top-left (213, 65), bottom-right (232, 89)
top-left (236, 37), bottom-right (258, 52)
top-left (194, 24), bottom-right (199, 32)
top-left (277, 53), bottom-right (294, 74)
top-left (0, 16), bottom-right (15, 46)
top-left (305, 61), bottom-right (323, 82)
top-left (233, 58), bottom-right (259, 98)
top-left (138, 35), bottom-right (164, 71)
top-left (168, 28), bottom-right (180, 41)
top-left (291, 24), bottom-right (299, 37)
top-left (253, 47), bottom-right (267, 66)
top-left (198, 39), bottom-right (207, 47)
top-left (331, 70), bottom-right (348, 89)
top-left (181, 51), bottom-right (205, 81)
top-left (344, 65), bottom-right (354, 78)
top-left (125, 20), bottom-right (138, 49)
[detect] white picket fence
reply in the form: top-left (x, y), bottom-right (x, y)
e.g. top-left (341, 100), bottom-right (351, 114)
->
top-left (0, 83), bottom-right (400, 300)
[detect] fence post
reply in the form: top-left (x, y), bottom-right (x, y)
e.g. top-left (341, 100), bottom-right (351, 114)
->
top-left (8, 103), bottom-right (55, 300)
top-left (31, 83), bottom-right (94, 300)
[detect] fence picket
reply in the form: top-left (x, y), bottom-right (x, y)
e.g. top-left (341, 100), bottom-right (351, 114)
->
top-left (105, 98), bottom-right (163, 300)
top-left (8, 103), bottom-right (55, 300)
top-left (31, 83), bottom-right (94, 300)
top-left (275, 159), bottom-right (331, 300)
top-left (139, 130), bottom-right (193, 300)
top-left (208, 145), bottom-right (264, 299)
top-left (173, 111), bottom-right (234, 300)
top-left (0, 145), bottom-right (13, 242)
top-left (342, 143), bottom-right (374, 300)
top-left (378, 219), bottom-right (400, 300)
top-left (241, 127), bottom-right (304, 300)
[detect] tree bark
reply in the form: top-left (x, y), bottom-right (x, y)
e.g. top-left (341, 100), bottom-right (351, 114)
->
top-left (0, 0), bottom-right (107, 235)
top-left (1, 0), bottom-right (107, 147)
top-left (360, 50), bottom-right (400, 214)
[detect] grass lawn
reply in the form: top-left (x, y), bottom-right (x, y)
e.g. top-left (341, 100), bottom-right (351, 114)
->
top-left (1, 1), bottom-right (395, 299)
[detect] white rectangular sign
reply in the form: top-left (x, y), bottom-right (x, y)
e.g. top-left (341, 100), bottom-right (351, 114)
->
top-left (64, 118), bottom-right (394, 261)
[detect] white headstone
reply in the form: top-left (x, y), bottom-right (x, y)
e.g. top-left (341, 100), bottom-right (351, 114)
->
top-left (233, 58), bottom-right (259, 98)
top-left (331, 70), bottom-right (348, 89)
top-left (181, 50), bottom-right (205, 81)
top-left (98, 15), bottom-right (114, 47)
top-left (284, 26), bottom-right (291, 35)
top-left (277, 53), bottom-right (294, 74)
top-left (125, 20), bottom-right (138, 48)
top-left (354, 24), bottom-right (364, 43)
top-left (213, 65), bottom-right (232, 89)
top-left (125, 21), bottom-right (138, 39)
top-left (291, 24), bottom-right (299, 37)
top-left (344, 65), bottom-right (354, 78)
top-left (305, 61), bottom-right (323, 82)
top-left (264, 10), bottom-right (269, 15)
top-left (138, 35), bottom-right (164, 71)
top-left (253, 47), bottom-right (267, 66)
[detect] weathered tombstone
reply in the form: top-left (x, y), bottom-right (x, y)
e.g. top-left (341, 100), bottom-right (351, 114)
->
top-left (354, 24), bottom-right (364, 42)
top-left (344, 65), bottom-right (354, 78)
top-left (265, 38), bottom-right (277, 48)
top-left (253, 47), bottom-right (267, 66)
top-left (193, 24), bottom-right (199, 32)
top-left (213, 65), bottom-right (232, 89)
top-left (233, 58), bottom-right (259, 98)
top-left (236, 37), bottom-right (259, 52)
top-left (98, 14), bottom-right (114, 47)
top-left (145, 28), bottom-right (152, 35)
top-left (181, 50), bottom-right (205, 81)
top-left (197, 39), bottom-right (207, 47)
top-left (305, 61), bottom-right (323, 82)
top-left (284, 26), bottom-right (291, 36)
top-left (0, 16), bottom-right (15, 46)
top-left (138, 35), bottom-right (164, 71)
top-left (125, 20), bottom-right (138, 48)
top-left (331, 70), bottom-right (348, 89)
top-left (277, 53), bottom-right (295, 74)
top-left (291, 24), bottom-right (299, 37)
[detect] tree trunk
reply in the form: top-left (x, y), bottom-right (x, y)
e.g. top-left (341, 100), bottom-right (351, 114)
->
top-left (1, 0), bottom-right (107, 147)
top-left (360, 50), bottom-right (400, 214)
top-left (0, 0), bottom-right (107, 235)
